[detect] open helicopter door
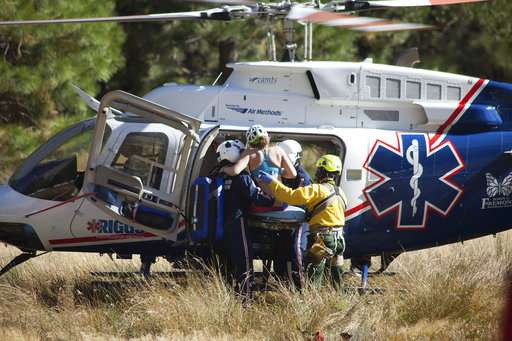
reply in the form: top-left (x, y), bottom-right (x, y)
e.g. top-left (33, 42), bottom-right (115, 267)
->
top-left (76, 90), bottom-right (202, 241)
top-left (184, 126), bottom-right (220, 243)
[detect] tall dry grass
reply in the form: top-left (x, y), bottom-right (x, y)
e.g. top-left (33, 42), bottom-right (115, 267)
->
top-left (0, 232), bottom-right (510, 340)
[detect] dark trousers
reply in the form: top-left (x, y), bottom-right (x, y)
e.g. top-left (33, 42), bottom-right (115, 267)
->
top-left (272, 223), bottom-right (309, 288)
top-left (224, 217), bottom-right (253, 297)
top-left (292, 223), bottom-right (309, 287)
top-left (272, 230), bottom-right (292, 280)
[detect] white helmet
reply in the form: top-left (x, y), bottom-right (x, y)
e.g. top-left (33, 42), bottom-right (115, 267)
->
top-left (216, 140), bottom-right (242, 163)
top-left (246, 124), bottom-right (268, 146)
top-left (231, 139), bottom-right (245, 151)
top-left (279, 139), bottom-right (302, 166)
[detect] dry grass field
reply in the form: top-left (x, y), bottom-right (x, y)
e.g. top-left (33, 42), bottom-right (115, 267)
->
top-left (0, 231), bottom-right (510, 340)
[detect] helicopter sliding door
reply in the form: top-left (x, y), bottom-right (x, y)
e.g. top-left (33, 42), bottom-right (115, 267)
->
top-left (75, 91), bottom-right (203, 241)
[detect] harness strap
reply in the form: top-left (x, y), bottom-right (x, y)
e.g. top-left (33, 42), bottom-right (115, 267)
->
top-left (332, 185), bottom-right (348, 211)
top-left (307, 183), bottom-right (347, 221)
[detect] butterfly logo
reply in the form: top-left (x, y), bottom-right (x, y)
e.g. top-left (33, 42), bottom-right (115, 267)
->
top-left (485, 172), bottom-right (512, 197)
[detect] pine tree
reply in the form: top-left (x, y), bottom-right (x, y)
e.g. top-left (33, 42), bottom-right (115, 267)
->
top-left (354, 0), bottom-right (512, 81)
top-left (0, 0), bottom-right (125, 124)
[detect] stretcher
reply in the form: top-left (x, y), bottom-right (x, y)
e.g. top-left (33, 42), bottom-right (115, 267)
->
top-left (248, 205), bottom-right (306, 231)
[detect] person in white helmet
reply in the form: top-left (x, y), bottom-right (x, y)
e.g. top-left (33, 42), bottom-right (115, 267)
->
top-left (214, 140), bottom-right (274, 297)
top-left (274, 139), bottom-right (313, 286)
top-left (221, 125), bottom-right (297, 191)
top-left (278, 139), bottom-right (312, 189)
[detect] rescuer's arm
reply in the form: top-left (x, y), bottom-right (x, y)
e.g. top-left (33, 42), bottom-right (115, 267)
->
top-left (261, 174), bottom-right (318, 206)
top-left (240, 175), bottom-right (274, 207)
top-left (281, 176), bottom-right (299, 189)
top-left (283, 166), bottom-right (312, 188)
top-left (279, 148), bottom-right (298, 179)
top-left (221, 153), bottom-right (250, 176)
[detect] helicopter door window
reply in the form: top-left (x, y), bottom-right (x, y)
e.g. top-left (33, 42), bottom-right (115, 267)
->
top-left (366, 76), bottom-right (381, 98)
top-left (427, 83), bottom-right (442, 100)
top-left (447, 86), bottom-right (461, 101)
top-left (386, 78), bottom-right (401, 99)
top-left (111, 132), bottom-right (168, 190)
top-left (406, 81), bottom-right (421, 100)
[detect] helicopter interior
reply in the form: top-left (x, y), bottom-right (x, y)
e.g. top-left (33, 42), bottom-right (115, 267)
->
top-left (197, 130), bottom-right (345, 180)
top-left (186, 130), bottom-right (346, 251)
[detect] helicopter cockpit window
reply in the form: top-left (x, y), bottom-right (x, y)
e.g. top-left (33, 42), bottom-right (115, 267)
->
top-left (111, 132), bottom-right (168, 190)
top-left (9, 119), bottom-right (109, 202)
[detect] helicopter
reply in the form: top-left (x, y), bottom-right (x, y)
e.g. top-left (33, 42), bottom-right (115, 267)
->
top-left (0, 0), bottom-right (508, 286)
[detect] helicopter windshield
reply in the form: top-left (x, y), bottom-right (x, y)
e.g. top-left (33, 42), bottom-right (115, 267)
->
top-left (9, 119), bottom-right (111, 202)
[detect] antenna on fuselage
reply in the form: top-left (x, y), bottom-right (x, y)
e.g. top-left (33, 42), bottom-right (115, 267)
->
top-left (284, 19), bottom-right (297, 62)
top-left (266, 18), bottom-right (277, 61)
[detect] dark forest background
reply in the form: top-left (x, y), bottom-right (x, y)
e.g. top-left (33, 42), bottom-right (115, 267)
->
top-left (0, 0), bottom-right (511, 124)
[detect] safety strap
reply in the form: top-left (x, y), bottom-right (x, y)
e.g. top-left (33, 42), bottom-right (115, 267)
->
top-left (307, 183), bottom-right (347, 221)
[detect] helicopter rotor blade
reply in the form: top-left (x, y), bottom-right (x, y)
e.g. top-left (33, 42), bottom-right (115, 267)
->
top-left (0, 7), bottom-right (256, 26)
top-left (324, 0), bottom-right (487, 12)
top-left (184, 0), bottom-right (256, 4)
top-left (288, 6), bottom-right (432, 32)
top-left (0, 1), bottom-right (486, 27)
top-left (365, 0), bottom-right (487, 9)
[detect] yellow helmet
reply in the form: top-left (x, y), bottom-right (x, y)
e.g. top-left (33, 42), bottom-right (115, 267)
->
top-left (316, 154), bottom-right (342, 174)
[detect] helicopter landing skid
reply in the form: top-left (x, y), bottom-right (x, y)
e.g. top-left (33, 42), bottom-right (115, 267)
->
top-left (89, 269), bottom-right (201, 279)
top-left (0, 251), bottom-right (49, 278)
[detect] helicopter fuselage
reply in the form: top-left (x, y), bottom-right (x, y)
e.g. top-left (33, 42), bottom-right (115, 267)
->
top-left (1, 60), bottom-right (512, 264)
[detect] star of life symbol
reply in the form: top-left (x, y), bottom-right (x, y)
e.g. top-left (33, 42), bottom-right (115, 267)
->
top-left (364, 133), bottom-right (464, 229)
top-left (406, 139), bottom-right (423, 216)
top-left (481, 172), bottom-right (512, 209)
top-left (87, 219), bottom-right (101, 233)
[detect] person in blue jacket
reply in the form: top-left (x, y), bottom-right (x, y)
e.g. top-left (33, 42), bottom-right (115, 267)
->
top-left (215, 139), bottom-right (274, 297)
top-left (275, 140), bottom-right (312, 287)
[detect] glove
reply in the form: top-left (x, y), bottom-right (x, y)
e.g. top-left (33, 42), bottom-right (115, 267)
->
top-left (257, 171), bottom-right (273, 184)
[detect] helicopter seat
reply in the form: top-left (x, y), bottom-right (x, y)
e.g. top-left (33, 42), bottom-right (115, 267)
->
top-left (248, 205), bottom-right (305, 231)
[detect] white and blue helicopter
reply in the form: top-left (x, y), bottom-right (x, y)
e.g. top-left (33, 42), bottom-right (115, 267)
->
top-left (0, 0), bottom-right (506, 284)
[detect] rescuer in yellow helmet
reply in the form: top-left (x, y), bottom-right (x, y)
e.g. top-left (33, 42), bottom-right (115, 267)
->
top-left (257, 154), bottom-right (347, 287)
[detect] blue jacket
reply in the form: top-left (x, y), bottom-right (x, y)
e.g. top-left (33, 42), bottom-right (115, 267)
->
top-left (222, 171), bottom-right (274, 223)
top-left (282, 165), bottom-right (312, 189)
